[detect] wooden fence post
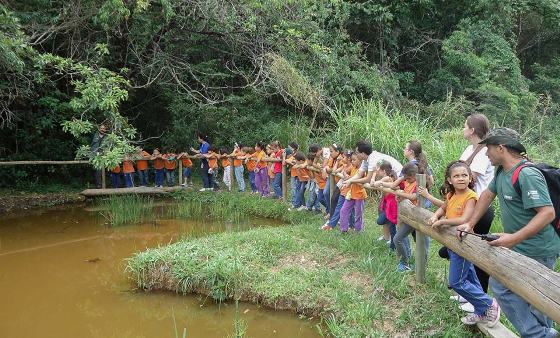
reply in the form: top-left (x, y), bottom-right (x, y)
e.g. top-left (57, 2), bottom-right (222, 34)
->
top-left (101, 168), bottom-right (106, 189)
top-left (281, 152), bottom-right (287, 202)
top-left (179, 161), bottom-right (183, 186)
top-left (415, 173), bottom-right (427, 283)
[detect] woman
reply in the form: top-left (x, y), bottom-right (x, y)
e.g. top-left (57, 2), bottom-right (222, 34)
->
top-left (190, 132), bottom-right (212, 191)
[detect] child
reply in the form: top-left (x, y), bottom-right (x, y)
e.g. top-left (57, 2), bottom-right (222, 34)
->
top-left (219, 147), bottom-right (232, 191)
top-left (379, 162), bottom-right (428, 272)
top-left (151, 149), bottom-right (165, 188)
top-left (266, 144), bottom-right (275, 195)
top-left (290, 151), bottom-right (309, 210)
top-left (371, 160), bottom-right (399, 250)
top-left (122, 155), bottom-right (135, 188)
top-left (339, 153), bottom-right (367, 233)
top-left (286, 142), bottom-right (299, 205)
top-left (206, 147), bottom-right (220, 191)
top-left (163, 150), bottom-right (177, 186)
top-left (322, 150), bottom-right (354, 230)
top-left (111, 164), bottom-right (122, 188)
top-left (427, 161), bottom-right (500, 327)
top-left (323, 144), bottom-right (342, 217)
top-left (177, 152), bottom-right (193, 186)
top-left (136, 148), bottom-right (151, 186)
top-left (230, 144), bottom-right (246, 192)
top-left (243, 147), bottom-right (258, 193)
top-left (306, 151), bottom-right (325, 212)
top-left (254, 142), bottom-right (270, 197)
top-left (271, 141), bottom-right (284, 199)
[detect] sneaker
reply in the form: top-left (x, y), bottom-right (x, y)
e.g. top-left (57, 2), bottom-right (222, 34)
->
top-left (450, 295), bottom-right (468, 303)
top-left (296, 205), bottom-right (307, 211)
top-left (459, 302), bottom-right (475, 313)
top-left (199, 188), bottom-right (206, 192)
top-left (181, 183), bottom-right (186, 187)
top-left (461, 299), bottom-right (500, 328)
top-left (377, 236), bottom-right (386, 241)
top-left (321, 222), bottom-right (332, 230)
top-left (397, 262), bottom-right (412, 272)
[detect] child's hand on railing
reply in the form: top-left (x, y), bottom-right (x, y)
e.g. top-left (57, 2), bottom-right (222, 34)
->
top-left (418, 186), bottom-right (430, 198)
top-left (427, 215), bottom-right (438, 226)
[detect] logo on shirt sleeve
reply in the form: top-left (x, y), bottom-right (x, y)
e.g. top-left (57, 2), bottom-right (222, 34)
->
top-left (527, 190), bottom-right (540, 200)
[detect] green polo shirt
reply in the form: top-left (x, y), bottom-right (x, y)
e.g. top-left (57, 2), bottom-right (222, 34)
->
top-left (489, 160), bottom-right (560, 258)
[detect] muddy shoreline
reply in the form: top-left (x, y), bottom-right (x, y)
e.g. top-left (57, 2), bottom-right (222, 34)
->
top-left (0, 192), bottom-right (86, 214)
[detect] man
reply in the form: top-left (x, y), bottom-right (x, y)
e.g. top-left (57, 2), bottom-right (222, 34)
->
top-left (343, 140), bottom-right (402, 187)
top-left (91, 123), bottom-right (107, 189)
top-left (458, 127), bottom-right (559, 337)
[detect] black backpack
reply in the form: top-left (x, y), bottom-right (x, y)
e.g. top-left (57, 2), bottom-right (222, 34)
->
top-left (509, 162), bottom-right (560, 237)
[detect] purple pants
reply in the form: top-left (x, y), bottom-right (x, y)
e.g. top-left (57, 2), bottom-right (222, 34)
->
top-left (255, 167), bottom-right (270, 196)
top-left (340, 199), bottom-right (365, 232)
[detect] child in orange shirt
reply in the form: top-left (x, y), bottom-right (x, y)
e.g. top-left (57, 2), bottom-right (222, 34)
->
top-left (163, 150), bottom-right (177, 186)
top-left (286, 142), bottom-right (299, 204)
top-left (322, 150), bottom-right (354, 230)
top-left (111, 164), bottom-right (122, 188)
top-left (122, 155), bottom-right (135, 188)
top-left (206, 146), bottom-right (220, 191)
top-left (219, 147), bottom-right (232, 191)
top-left (290, 151), bottom-right (309, 210)
top-left (243, 147), bottom-right (257, 193)
top-left (151, 149), bottom-right (165, 188)
top-left (136, 149), bottom-right (151, 186)
top-left (230, 144), bottom-right (246, 192)
top-left (339, 153), bottom-right (367, 232)
top-left (254, 142), bottom-right (270, 197)
top-left (177, 151), bottom-right (193, 186)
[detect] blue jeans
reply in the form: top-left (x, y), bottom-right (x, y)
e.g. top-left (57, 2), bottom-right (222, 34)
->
top-left (448, 249), bottom-right (493, 315)
top-left (317, 187), bottom-right (328, 211)
top-left (200, 161), bottom-right (211, 188)
top-left (124, 172), bottom-right (135, 187)
top-left (155, 169), bottom-right (164, 187)
top-left (137, 169), bottom-right (149, 186)
top-left (490, 255), bottom-right (559, 338)
top-left (293, 180), bottom-right (307, 208)
top-left (377, 211), bottom-right (397, 250)
top-left (234, 166), bottom-right (245, 191)
top-left (273, 172), bottom-right (282, 198)
top-left (111, 173), bottom-right (121, 188)
top-left (248, 171), bottom-right (257, 192)
top-left (324, 179), bottom-right (331, 214)
top-left (165, 169), bottom-right (175, 186)
top-left (329, 195), bottom-right (354, 228)
top-left (306, 181), bottom-right (321, 211)
top-left (394, 223), bottom-right (416, 264)
top-left (183, 167), bottom-right (192, 184)
top-left (291, 176), bottom-right (298, 205)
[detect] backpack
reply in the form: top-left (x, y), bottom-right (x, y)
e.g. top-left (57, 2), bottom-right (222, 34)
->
top-left (509, 162), bottom-right (560, 237)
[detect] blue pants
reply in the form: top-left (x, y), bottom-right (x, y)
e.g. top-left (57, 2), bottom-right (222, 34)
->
top-left (165, 169), bottom-right (175, 186)
top-left (111, 173), bottom-right (121, 188)
top-left (291, 176), bottom-right (298, 205)
top-left (234, 166), bottom-right (245, 192)
top-left (293, 180), bottom-right (307, 208)
top-left (248, 171), bottom-right (257, 192)
top-left (317, 187), bottom-right (328, 212)
top-left (273, 172), bottom-right (282, 198)
top-left (183, 167), bottom-right (192, 184)
top-left (324, 179), bottom-right (331, 214)
top-left (329, 195), bottom-right (354, 228)
top-left (155, 169), bottom-right (164, 187)
top-left (137, 169), bottom-right (149, 186)
top-left (490, 255), bottom-right (558, 338)
top-left (306, 181), bottom-right (321, 211)
top-left (377, 211), bottom-right (397, 251)
top-left (124, 172), bottom-right (135, 188)
top-left (200, 161), bottom-right (211, 188)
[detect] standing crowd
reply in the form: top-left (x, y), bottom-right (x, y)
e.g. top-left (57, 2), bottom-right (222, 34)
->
top-left (91, 114), bottom-right (559, 337)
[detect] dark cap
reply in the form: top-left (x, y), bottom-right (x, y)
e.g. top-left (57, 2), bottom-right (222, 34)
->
top-left (479, 127), bottom-right (526, 153)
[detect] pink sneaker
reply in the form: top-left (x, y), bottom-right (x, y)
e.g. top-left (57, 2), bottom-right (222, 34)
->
top-left (461, 299), bottom-right (500, 328)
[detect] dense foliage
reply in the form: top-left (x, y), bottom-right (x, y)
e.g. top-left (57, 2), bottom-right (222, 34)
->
top-left (2, 0), bottom-right (560, 188)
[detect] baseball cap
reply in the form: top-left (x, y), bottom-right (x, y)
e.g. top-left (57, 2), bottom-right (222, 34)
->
top-left (479, 127), bottom-right (526, 154)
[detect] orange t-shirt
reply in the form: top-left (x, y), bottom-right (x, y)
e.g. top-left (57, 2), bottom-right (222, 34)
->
top-left (221, 158), bottom-right (231, 167)
top-left (233, 150), bottom-right (243, 167)
top-left (136, 150), bottom-right (150, 171)
top-left (339, 164), bottom-right (353, 196)
top-left (123, 160), bottom-right (135, 173)
top-left (246, 152), bottom-right (257, 171)
top-left (401, 181), bottom-right (418, 206)
top-left (153, 157), bottom-right (165, 170)
top-left (181, 157), bottom-right (193, 168)
top-left (446, 189), bottom-right (478, 219)
top-left (163, 154), bottom-right (177, 170)
top-left (315, 170), bottom-right (327, 189)
top-left (298, 166), bottom-right (310, 182)
top-left (350, 167), bottom-right (367, 199)
top-left (208, 153), bottom-right (218, 169)
top-left (112, 165), bottom-right (121, 174)
top-left (288, 155), bottom-right (298, 177)
top-left (256, 150), bottom-right (267, 169)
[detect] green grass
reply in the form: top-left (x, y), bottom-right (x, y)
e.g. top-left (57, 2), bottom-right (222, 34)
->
top-left (127, 191), bottom-right (493, 337)
top-left (99, 195), bottom-right (155, 226)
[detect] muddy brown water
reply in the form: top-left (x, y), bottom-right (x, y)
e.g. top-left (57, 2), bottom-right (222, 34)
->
top-left (0, 203), bottom-right (320, 338)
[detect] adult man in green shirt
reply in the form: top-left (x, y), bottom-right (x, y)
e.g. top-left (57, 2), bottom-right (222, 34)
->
top-left (458, 127), bottom-right (559, 338)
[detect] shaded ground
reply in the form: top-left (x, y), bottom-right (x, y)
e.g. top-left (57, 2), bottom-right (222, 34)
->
top-left (0, 192), bottom-right (85, 214)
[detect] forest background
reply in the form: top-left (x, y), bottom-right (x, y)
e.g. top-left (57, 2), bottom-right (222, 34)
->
top-left (1, 0), bottom-right (560, 190)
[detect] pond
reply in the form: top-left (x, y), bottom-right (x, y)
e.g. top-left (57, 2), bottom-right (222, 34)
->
top-left (0, 202), bottom-right (320, 338)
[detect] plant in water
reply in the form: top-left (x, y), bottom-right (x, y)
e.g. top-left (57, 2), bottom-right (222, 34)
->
top-left (99, 195), bottom-right (155, 226)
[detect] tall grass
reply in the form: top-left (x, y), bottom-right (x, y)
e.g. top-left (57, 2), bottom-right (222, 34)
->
top-left (99, 195), bottom-right (155, 226)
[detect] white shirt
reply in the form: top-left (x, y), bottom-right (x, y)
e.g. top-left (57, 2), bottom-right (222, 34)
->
top-left (360, 151), bottom-right (403, 175)
top-left (460, 145), bottom-right (494, 194)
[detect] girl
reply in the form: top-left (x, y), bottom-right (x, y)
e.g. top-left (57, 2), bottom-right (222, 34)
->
top-left (322, 150), bottom-right (353, 230)
top-left (427, 161), bottom-right (500, 327)
top-left (136, 148), bottom-right (151, 186)
top-left (339, 153), bottom-right (367, 233)
top-left (230, 144), bottom-right (246, 192)
top-left (271, 141), bottom-right (284, 199)
top-left (111, 164), bottom-right (122, 188)
top-left (151, 149), bottom-right (165, 188)
top-left (206, 147), bottom-right (220, 191)
top-left (190, 133), bottom-right (211, 191)
top-left (243, 147), bottom-right (258, 193)
top-left (254, 142), bottom-right (270, 197)
top-left (306, 152), bottom-right (323, 212)
top-left (177, 151), bottom-right (193, 186)
top-left (290, 151), bottom-right (309, 210)
top-left (371, 160), bottom-right (398, 250)
top-left (122, 154), bottom-right (135, 188)
top-left (163, 150), bottom-right (177, 186)
top-left (323, 143), bottom-right (342, 218)
top-left (219, 147), bottom-right (232, 191)
top-left (286, 142), bottom-right (299, 205)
